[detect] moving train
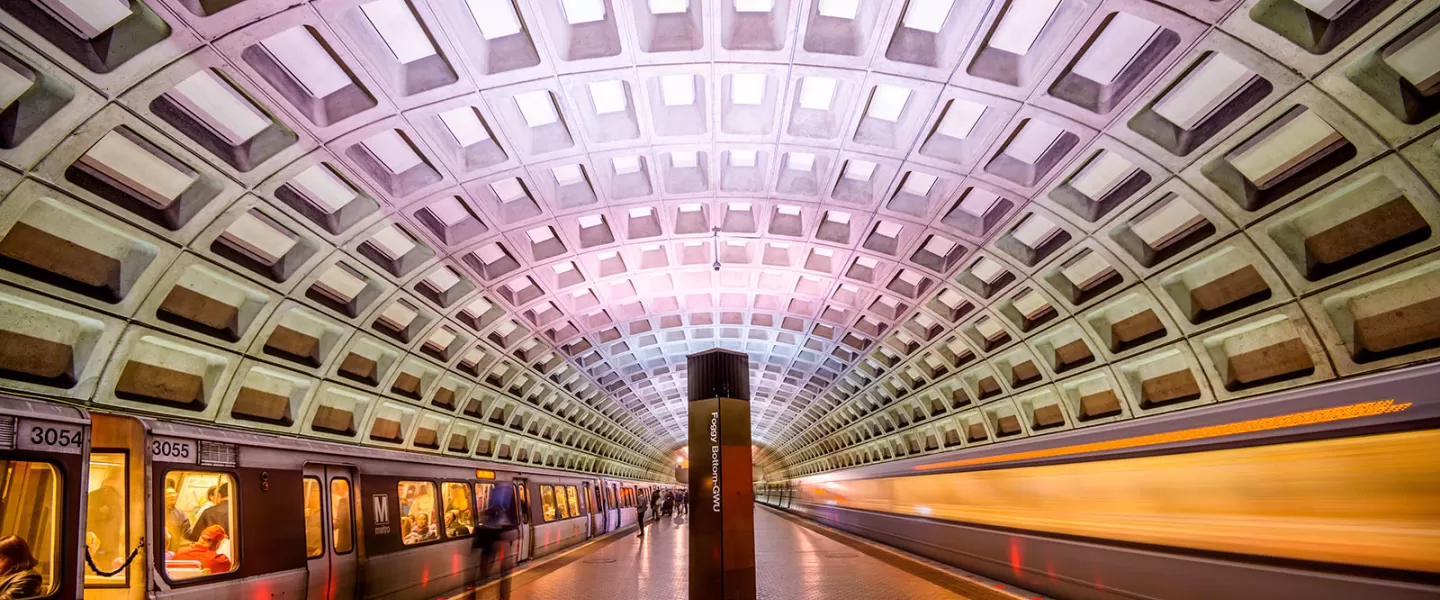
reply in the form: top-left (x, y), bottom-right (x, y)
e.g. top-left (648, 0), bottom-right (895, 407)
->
top-left (757, 362), bottom-right (1440, 600)
top-left (0, 394), bottom-right (674, 600)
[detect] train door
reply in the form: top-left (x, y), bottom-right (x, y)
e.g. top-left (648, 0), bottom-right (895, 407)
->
top-left (302, 464), bottom-right (358, 600)
top-left (512, 479), bottom-right (532, 562)
top-left (84, 413), bottom-right (146, 600)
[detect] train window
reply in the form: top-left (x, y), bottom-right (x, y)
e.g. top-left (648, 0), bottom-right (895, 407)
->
top-left (330, 479), bottom-right (354, 554)
top-left (539, 485), bottom-right (558, 521)
top-left (398, 481), bottom-right (439, 545)
top-left (565, 486), bottom-right (580, 518)
top-left (303, 478), bottom-right (323, 558)
top-left (606, 486), bottom-right (616, 509)
top-left (86, 452), bottom-right (128, 586)
top-left (163, 471), bottom-right (238, 580)
top-left (441, 482), bottom-right (473, 538)
top-left (554, 486), bottom-right (570, 519)
top-left (475, 483), bottom-right (494, 516)
top-left (0, 460), bottom-right (59, 597)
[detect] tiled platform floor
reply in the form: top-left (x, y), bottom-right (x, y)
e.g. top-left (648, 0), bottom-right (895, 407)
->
top-left (449, 506), bottom-right (996, 599)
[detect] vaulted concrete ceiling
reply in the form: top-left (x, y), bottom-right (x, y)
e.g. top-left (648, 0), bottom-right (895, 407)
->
top-left (1, 0), bottom-right (1438, 474)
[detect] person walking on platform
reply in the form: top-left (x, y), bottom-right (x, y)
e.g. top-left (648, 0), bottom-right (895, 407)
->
top-left (635, 499), bottom-right (648, 538)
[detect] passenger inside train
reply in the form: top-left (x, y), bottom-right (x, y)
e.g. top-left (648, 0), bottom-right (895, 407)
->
top-left (163, 472), bottom-right (237, 579)
top-left (0, 535), bottom-right (41, 600)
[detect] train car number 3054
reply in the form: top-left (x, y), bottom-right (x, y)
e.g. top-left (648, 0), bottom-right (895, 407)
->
top-left (16, 419), bottom-right (84, 454)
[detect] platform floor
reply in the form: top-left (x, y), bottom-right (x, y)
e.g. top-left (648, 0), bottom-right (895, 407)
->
top-left (447, 506), bottom-right (1016, 600)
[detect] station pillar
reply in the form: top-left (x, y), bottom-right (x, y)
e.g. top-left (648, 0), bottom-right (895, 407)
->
top-left (687, 349), bottom-right (755, 600)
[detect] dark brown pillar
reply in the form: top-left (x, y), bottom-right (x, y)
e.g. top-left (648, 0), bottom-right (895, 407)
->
top-left (688, 349), bottom-right (755, 600)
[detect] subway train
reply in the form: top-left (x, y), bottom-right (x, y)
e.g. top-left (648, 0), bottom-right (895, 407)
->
top-left (0, 394), bottom-right (675, 600)
top-left (757, 362), bottom-right (1440, 600)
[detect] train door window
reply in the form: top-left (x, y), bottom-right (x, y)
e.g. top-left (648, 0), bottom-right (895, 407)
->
top-left (85, 451), bottom-right (128, 586)
top-left (605, 486), bottom-right (616, 509)
top-left (163, 471), bottom-right (239, 580)
top-left (475, 483), bottom-right (494, 515)
top-left (565, 486), bottom-right (580, 517)
top-left (554, 486), bottom-right (570, 519)
top-left (398, 481), bottom-right (439, 545)
top-left (303, 477), bottom-right (324, 558)
top-left (330, 479), bottom-right (354, 554)
top-left (539, 485), bottom-right (558, 521)
top-left (441, 482), bottom-right (474, 538)
top-left (0, 460), bottom-right (59, 596)
top-left (516, 485), bottom-right (530, 521)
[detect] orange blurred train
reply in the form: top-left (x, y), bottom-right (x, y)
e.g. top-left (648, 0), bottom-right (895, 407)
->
top-left (758, 363), bottom-right (1440, 600)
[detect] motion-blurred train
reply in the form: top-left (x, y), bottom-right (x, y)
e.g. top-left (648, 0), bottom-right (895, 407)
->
top-left (758, 363), bottom-right (1440, 600)
top-left (0, 394), bottom-right (675, 600)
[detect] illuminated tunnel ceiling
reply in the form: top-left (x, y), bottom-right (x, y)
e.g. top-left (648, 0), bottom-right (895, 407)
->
top-left (1, 0), bottom-right (1439, 476)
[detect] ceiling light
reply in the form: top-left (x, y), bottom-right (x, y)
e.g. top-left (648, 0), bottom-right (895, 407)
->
top-left (425, 197), bottom-right (472, 225)
top-left (899, 172), bottom-right (937, 196)
top-left (957, 189), bottom-right (1000, 216)
top-left (671, 151), bottom-right (699, 168)
top-left (730, 73), bottom-right (766, 105)
top-left (866, 84), bottom-right (911, 122)
top-left (514, 90), bottom-right (559, 127)
top-left (842, 160), bottom-right (875, 181)
top-left (167, 70), bottom-right (269, 146)
top-left (290, 164), bottom-right (356, 214)
top-left (660, 74), bottom-right (696, 106)
top-left (360, 0), bottom-right (436, 65)
top-left (1071, 12), bottom-right (1160, 85)
top-left (438, 106), bottom-right (491, 146)
top-left (612, 155), bottom-right (643, 174)
top-left (561, 0), bottom-right (606, 23)
top-left (369, 224), bottom-right (417, 259)
top-left (589, 80), bottom-right (627, 114)
top-left (798, 77), bottom-right (837, 110)
top-left (733, 0), bottom-right (774, 12)
top-left (935, 98), bottom-right (986, 139)
top-left (1069, 151), bottom-right (1136, 200)
top-left (38, 0), bottom-right (130, 39)
top-left (787, 153), bottom-right (815, 171)
top-left (1003, 119), bottom-right (1064, 164)
top-left (817, 0), bottom-right (859, 19)
top-left (988, 0), bottom-right (1061, 55)
top-left (362, 130), bottom-right (423, 174)
top-left (1151, 52), bottom-right (1254, 130)
top-left (648, 0), bottom-right (688, 14)
top-left (901, 0), bottom-right (954, 32)
top-left (490, 177), bottom-right (528, 201)
top-left (729, 149), bottom-right (758, 167)
top-left (260, 26), bottom-right (353, 98)
top-left (552, 164), bottom-right (586, 186)
top-left (465, 0), bottom-right (523, 39)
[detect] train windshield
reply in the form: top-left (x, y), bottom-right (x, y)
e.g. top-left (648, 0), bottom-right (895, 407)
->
top-left (0, 460), bottom-right (59, 597)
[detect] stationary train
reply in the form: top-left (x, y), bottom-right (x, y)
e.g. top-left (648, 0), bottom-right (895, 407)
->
top-left (0, 394), bottom-right (675, 600)
top-left (757, 362), bottom-right (1440, 600)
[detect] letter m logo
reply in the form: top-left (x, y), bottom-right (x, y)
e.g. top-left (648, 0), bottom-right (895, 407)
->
top-left (373, 494), bottom-right (389, 525)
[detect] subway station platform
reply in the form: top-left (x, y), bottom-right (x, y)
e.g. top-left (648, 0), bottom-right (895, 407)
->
top-left (443, 506), bottom-right (1033, 600)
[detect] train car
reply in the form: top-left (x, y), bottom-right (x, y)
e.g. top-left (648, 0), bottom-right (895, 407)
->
top-left (760, 364), bottom-right (1440, 600)
top-left (0, 394), bottom-right (652, 600)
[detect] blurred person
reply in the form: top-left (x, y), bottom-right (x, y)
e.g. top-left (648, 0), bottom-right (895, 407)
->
top-left (87, 470), bottom-right (124, 571)
top-left (172, 526), bottom-right (231, 574)
top-left (332, 493), bottom-right (352, 551)
top-left (473, 485), bottom-right (519, 600)
top-left (0, 536), bottom-right (41, 599)
top-left (164, 484), bottom-right (190, 552)
top-left (635, 498), bottom-right (648, 539)
top-left (187, 483), bottom-right (230, 541)
top-left (661, 491), bottom-right (674, 517)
